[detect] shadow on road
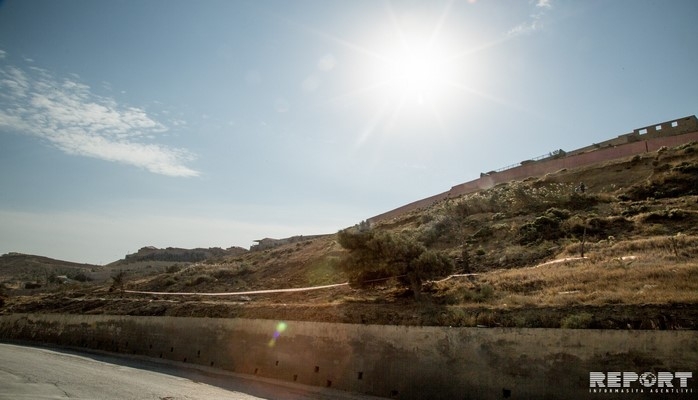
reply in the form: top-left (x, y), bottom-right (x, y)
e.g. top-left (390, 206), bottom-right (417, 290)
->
top-left (5, 341), bottom-right (384, 400)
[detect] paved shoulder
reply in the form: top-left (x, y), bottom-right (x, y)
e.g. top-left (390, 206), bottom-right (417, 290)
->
top-left (0, 343), bottom-right (384, 400)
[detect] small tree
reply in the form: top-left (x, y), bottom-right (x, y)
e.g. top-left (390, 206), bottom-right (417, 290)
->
top-left (0, 284), bottom-right (6, 307)
top-left (71, 272), bottom-right (92, 282)
top-left (337, 228), bottom-right (453, 300)
top-left (110, 270), bottom-right (126, 298)
top-left (459, 244), bottom-right (472, 273)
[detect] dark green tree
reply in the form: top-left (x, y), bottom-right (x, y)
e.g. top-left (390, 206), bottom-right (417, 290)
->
top-left (337, 228), bottom-right (453, 300)
top-left (0, 284), bottom-right (6, 307)
top-left (110, 270), bottom-right (127, 298)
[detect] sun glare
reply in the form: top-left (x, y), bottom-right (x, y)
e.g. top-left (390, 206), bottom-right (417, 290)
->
top-left (358, 15), bottom-right (463, 118)
top-left (316, 5), bottom-right (490, 142)
top-left (381, 40), bottom-right (455, 105)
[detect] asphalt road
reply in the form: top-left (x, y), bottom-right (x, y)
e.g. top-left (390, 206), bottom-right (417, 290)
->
top-left (0, 343), bottom-right (383, 400)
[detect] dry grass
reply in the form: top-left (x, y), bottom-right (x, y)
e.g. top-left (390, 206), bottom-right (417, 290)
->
top-left (435, 235), bottom-right (698, 308)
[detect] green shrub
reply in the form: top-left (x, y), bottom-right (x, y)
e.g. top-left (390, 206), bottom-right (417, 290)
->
top-left (165, 265), bottom-right (181, 273)
top-left (71, 272), bottom-right (92, 282)
top-left (479, 283), bottom-right (495, 300)
top-left (561, 312), bottom-right (593, 329)
top-left (519, 214), bottom-right (563, 244)
top-left (186, 274), bottom-right (213, 286)
top-left (419, 215), bottom-right (458, 246)
top-left (545, 207), bottom-right (571, 220)
top-left (212, 268), bottom-right (247, 280)
top-left (460, 284), bottom-right (495, 303)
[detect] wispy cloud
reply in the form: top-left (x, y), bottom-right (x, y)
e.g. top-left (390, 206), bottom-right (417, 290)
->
top-left (536, 0), bottom-right (552, 9)
top-left (507, 0), bottom-right (554, 37)
top-left (0, 53), bottom-right (199, 177)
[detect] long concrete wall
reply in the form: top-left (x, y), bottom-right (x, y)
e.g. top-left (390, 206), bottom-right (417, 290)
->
top-left (1, 314), bottom-right (696, 399)
top-left (369, 127), bottom-right (698, 224)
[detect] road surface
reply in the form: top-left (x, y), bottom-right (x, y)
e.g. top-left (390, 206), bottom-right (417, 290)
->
top-left (0, 343), bottom-right (383, 400)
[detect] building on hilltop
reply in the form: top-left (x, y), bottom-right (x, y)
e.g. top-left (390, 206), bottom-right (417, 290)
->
top-left (368, 115), bottom-right (698, 224)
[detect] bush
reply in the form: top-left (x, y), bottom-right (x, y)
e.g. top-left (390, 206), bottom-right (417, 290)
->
top-left (186, 274), bottom-right (213, 286)
top-left (419, 215), bottom-right (458, 246)
top-left (545, 207), bottom-right (571, 220)
top-left (165, 265), bottom-right (181, 273)
top-left (110, 270), bottom-right (126, 296)
top-left (564, 192), bottom-right (599, 210)
top-left (621, 203), bottom-right (649, 217)
top-left (561, 312), bottom-right (593, 329)
top-left (212, 268), bottom-right (238, 280)
top-left (71, 272), bottom-right (92, 282)
top-left (237, 264), bottom-right (253, 275)
top-left (450, 283), bottom-right (496, 304)
top-left (519, 215), bottom-right (563, 244)
top-left (479, 284), bottom-right (495, 301)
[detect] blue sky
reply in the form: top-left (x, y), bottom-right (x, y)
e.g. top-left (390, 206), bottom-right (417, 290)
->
top-left (1, 0), bottom-right (696, 264)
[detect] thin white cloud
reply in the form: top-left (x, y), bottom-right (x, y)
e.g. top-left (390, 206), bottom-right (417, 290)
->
top-left (0, 55), bottom-right (198, 177)
top-left (507, 0), bottom-right (554, 37)
top-left (1, 66), bottom-right (30, 97)
top-left (0, 50), bottom-right (6, 59)
top-left (536, 0), bottom-right (552, 9)
top-left (507, 21), bottom-right (540, 37)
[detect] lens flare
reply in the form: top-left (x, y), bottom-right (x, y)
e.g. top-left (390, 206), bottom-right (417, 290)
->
top-left (268, 321), bottom-right (288, 347)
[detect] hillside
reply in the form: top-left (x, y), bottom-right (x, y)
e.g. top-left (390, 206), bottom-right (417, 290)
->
top-left (0, 245), bottom-right (248, 289)
top-left (0, 253), bottom-right (101, 289)
top-left (2, 141), bottom-right (698, 329)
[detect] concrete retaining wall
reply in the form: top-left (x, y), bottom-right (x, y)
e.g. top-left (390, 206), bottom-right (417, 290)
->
top-left (1, 314), bottom-right (696, 399)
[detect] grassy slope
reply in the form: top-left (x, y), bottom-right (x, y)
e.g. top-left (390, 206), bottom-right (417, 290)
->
top-left (2, 141), bottom-right (698, 328)
top-left (0, 253), bottom-right (101, 289)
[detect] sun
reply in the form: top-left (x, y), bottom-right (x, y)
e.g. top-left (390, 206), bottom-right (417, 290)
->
top-left (304, 5), bottom-right (490, 142)
top-left (378, 38), bottom-right (456, 106)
